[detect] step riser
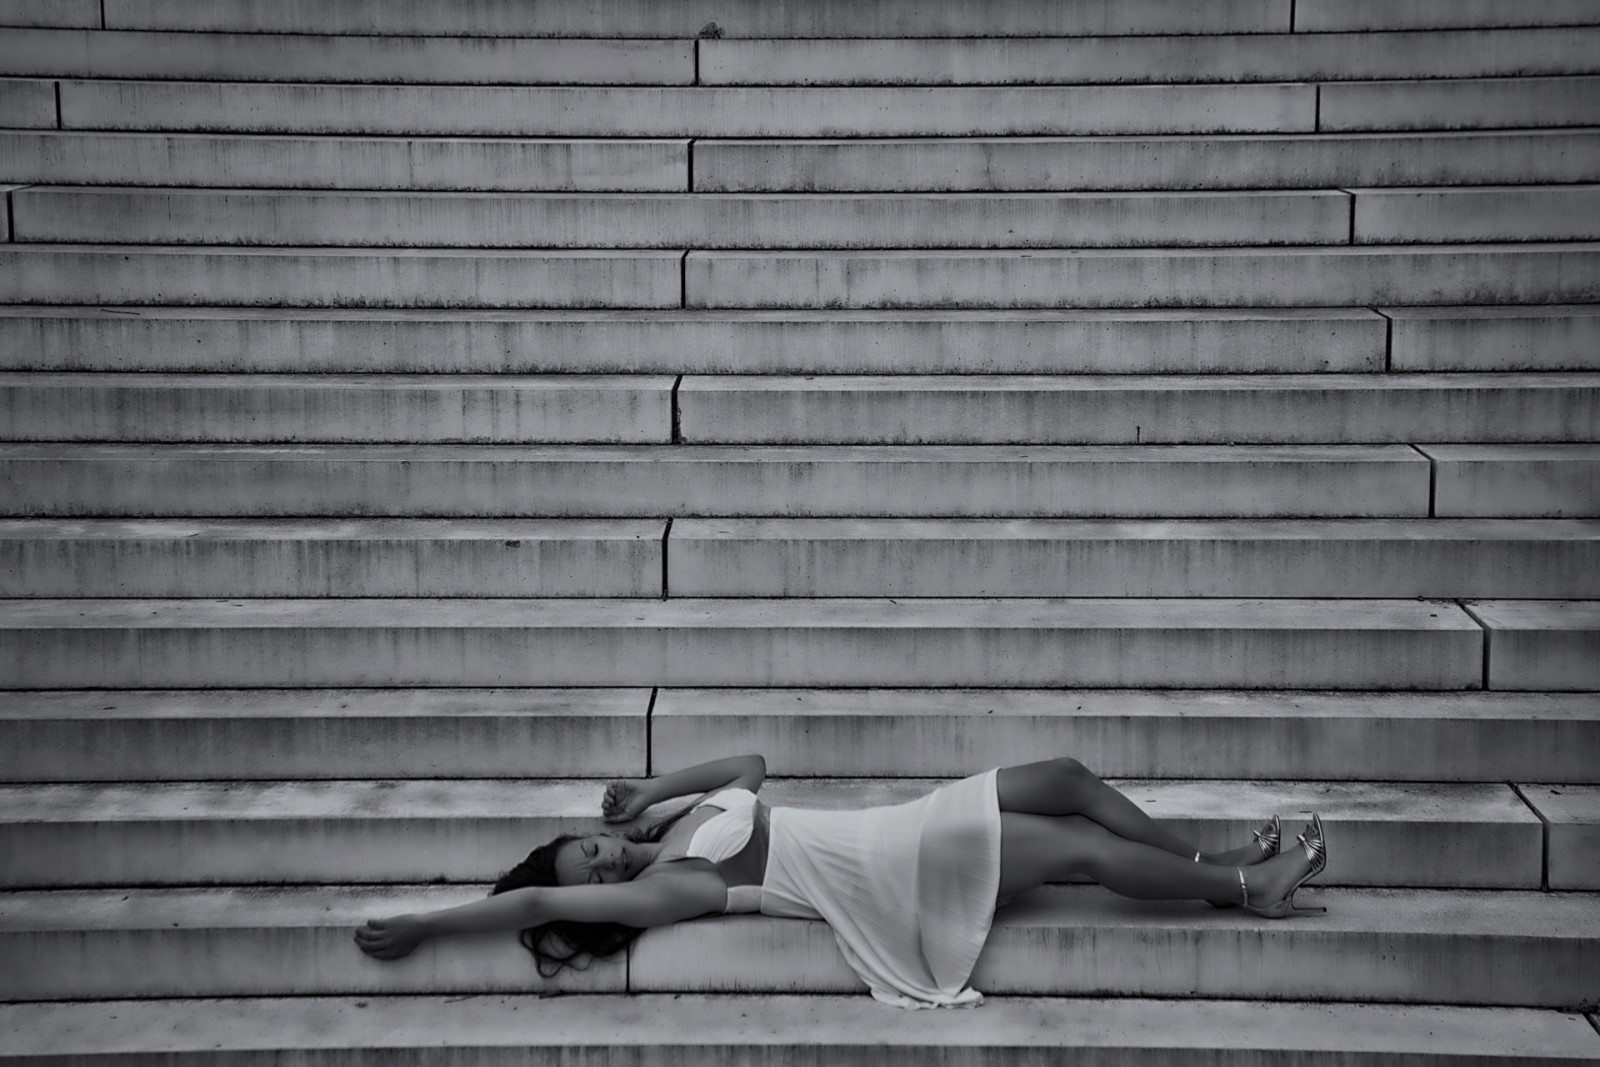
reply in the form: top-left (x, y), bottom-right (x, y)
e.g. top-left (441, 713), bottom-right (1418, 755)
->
top-left (1389, 307), bottom-right (1600, 372)
top-left (1469, 601), bottom-right (1600, 692)
top-left (0, 132), bottom-right (692, 191)
top-left (0, 78), bottom-right (54, 127)
top-left (1424, 446), bottom-right (1600, 519)
top-left (10, 189), bottom-right (1354, 250)
top-left (1321, 77), bottom-right (1600, 131)
top-left (1356, 187), bottom-right (1600, 244)
top-left (1299, 0), bottom-right (1600, 33)
top-left (697, 132), bottom-right (1600, 192)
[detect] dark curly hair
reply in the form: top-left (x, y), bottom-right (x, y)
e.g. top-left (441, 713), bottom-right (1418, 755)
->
top-left (490, 805), bottom-right (695, 977)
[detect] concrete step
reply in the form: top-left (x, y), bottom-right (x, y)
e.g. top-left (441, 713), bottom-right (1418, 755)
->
top-left (4, 996), bottom-right (1596, 1067)
top-left (0, 779), bottom-right (1543, 889)
top-left (695, 130), bottom-right (1600, 192)
top-left (1466, 600), bottom-right (1600, 691)
top-left (0, 246), bottom-right (684, 309)
top-left (0, 443), bottom-right (1433, 518)
top-left (0, 688), bottom-right (651, 782)
top-left (1320, 76), bottom-right (1600, 131)
top-left (0, 77), bottom-right (54, 127)
top-left (675, 373), bottom-right (1600, 445)
top-left (685, 244), bottom-right (1600, 309)
top-left (1388, 305), bottom-right (1600, 372)
top-left (0, 518), bottom-right (667, 597)
top-left (90, 0), bottom-right (1290, 37)
top-left (0, 373), bottom-right (675, 443)
top-left (635, 886), bottom-right (1600, 1006)
top-left (0, 29), bottom-right (694, 84)
top-left (1297, 0), bottom-right (1599, 32)
top-left (0, 0), bottom-right (96, 28)
top-left (0, 597), bottom-right (1481, 689)
top-left (1522, 785), bottom-right (1600, 889)
top-left (10, 188), bottom-right (1353, 249)
top-left (702, 28), bottom-right (1600, 85)
top-left (1423, 444), bottom-right (1600, 518)
top-left (5, 884), bottom-right (1593, 1004)
top-left (57, 80), bottom-right (1317, 136)
top-left (0, 307), bottom-right (1391, 375)
top-left (0, 131), bottom-right (691, 191)
top-left (1354, 185), bottom-right (1600, 243)
top-left (666, 518), bottom-right (1600, 598)
top-left (652, 688), bottom-right (1600, 783)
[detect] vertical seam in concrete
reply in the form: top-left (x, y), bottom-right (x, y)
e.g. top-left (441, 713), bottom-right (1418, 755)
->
top-left (1375, 308), bottom-right (1394, 372)
top-left (1408, 443), bottom-right (1437, 518)
top-left (1586, 1012), bottom-right (1600, 1039)
top-left (679, 250), bottom-right (689, 309)
top-left (54, 81), bottom-right (63, 129)
top-left (670, 373), bottom-right (683, 443)
top-left (1339, 188), bottom-right (1356, 245)
top-left (1289, 0), bottom-right (1297, 31)
top-left (660, 517), bottom-right (673, 599)
top-left (645, 686), bottom-right (657, 776)
top-left (4, 187), bottom-right (13, 243)
top-left (1507, 783), bottom-right (1551, 891)
top-left (693, 38), bottom-right (700, 85)
top-left (1457, 599), bottom-right (1492, 693)
top-left (1313, 84), bottom-right (1321, 132)
top-left (687, 138), bottom-right (696, 192)
top-left (100, 0), bottom-right (107, 28)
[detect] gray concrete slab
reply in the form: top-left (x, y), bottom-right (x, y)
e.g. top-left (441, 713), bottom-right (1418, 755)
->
top-left (631, 887), bottom-right (1600, 1006)
top-left (0, 29), bottom-right (693, 83)
top-left (1387, 306), bottom-right (1600, 372)
top-left (0, 246), bottom-right (684, 309)
top-left (1320, 76), bottom-right (1600, 131)
top-left (1468, 600), bottom-right (1600, 691)
top-left (652, 688), bottom-right (1600, 782)
top-left (0, 372), bottom-right (675, 443)
top-left (695, 131), bottom-right (1600, 192)
top-left (1297, 0), bottom-right (1600, 31)
top-left (101, 0), bottom-right (1288, 37)
top-left (10, 996), bottom-right (1594, 1065)
top-left (685, 245), bottom-right (1600, 309)
top-left (0, 596), bottom-right (1481, 689)
top-left (1423, 444), bottom-right (1600, 518)
top-left (0, 518), bottom-right (665, 598)
top-left (11, 188), bottom-right (1352, 249)
top-left (1354, 185), bottom-right (1600, 244)
top-left (0, 443), bottom-right (1434, 518)
top-left (58, 80), bottom-right (1317, 136)
top-left (0, 77), bottom-right (56, 128)
top-left (675, 373), bottom-right (1600, 444)
top-left (0, 0), bottom-right (97, 26)
top-left (0, 307), bottom-right (1388, 375)
top-left (0, 687), bottom-right (650, 781)
top-left (1521, 785), bottom-right (1600, 889)
top-left (703, 28), bottom-right (1600, 85)
top-left (666, 517), bottom-right (1600, 598)
top-left (0, 131), bottom-right (691, 191)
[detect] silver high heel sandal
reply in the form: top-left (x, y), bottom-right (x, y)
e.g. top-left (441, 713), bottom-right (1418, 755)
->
top-left (1204, 815), bottom-right (1282, 909)
top-left (1238, 814), bottom-right (1327, 919)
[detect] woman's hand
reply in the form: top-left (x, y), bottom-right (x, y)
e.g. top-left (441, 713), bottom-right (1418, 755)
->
top-left (602, 778), bottom-right (653, 823)
top-left (354, 914), bottom-right (427, 960)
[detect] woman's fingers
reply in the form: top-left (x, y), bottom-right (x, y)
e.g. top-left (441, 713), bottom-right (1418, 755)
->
top-left (354, 918), bottom-right (418, 960)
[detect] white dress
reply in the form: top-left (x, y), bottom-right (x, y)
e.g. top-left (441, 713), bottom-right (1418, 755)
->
top-left (736, 770), bottom-right (1004, 1009)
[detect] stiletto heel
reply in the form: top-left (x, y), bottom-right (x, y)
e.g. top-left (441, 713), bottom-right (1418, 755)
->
top-left (1240, 814), bottom-right (1328, 919)
top-left (1205, 815), bottom-right (1282, 909)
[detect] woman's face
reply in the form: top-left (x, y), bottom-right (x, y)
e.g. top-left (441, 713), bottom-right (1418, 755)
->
top-left (554, 835), bottom-right (635, 886)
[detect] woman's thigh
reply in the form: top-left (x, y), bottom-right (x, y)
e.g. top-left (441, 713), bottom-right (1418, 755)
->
top-left (997, 812), bottom-right (1102, 898)
top-left (995, 757), bottom-right (1090, 816)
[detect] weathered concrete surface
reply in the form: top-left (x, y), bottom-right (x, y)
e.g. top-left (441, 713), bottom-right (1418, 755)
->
top-left (9, 996), bottom-right (1594, 1065)
top-left (0, 518), bottom-right (665, 597)
top-left (0, 443), bottom-right (1433, 518)
top-left (12, 187), bottom-right (1352, 249)
top-left (633, 887), bottom-right (1600, 1005)
top-left (100, 0), bottom-right (1289, 37)
top-left (1296, 0), bottom-right (1600, 31)
top-left (0, 688), bottom-right (650, 781)
top-left (1387, 306), bottom-right (1600, 372)
top-left (666, 517), bottom-right (1600, 598)
top-left (0, 0), bottom-right (98, 26)
top-left (58, 81), bottom-right (1317, 136)
top-left (703, 28), bottom-right (1600, 85)
top-left (0, 884), bottom-right (616, 999)
top-left (1424, 444), bottom-right (1600, 518)
top-left (695, 131), bottom-right (1600, 192)
top-left (1354, 186), bottom-right (1600, 244)
top-left (0, 778), bottom-right (1537, 888)
top-left (0, 78), bottom-right (55, 127)
top-left (684, 245), bottom-right (1600, 309)
top-left (0, 29), bottom-right (693, 83)
top-left (1320, 76), bottom-right (1600, 131)
top-left (1468, 600), bottom-right (1600, 691)
top-left (1520, 784), bottom-right (1600, 889)
top-left (0, 307), bottom-right (1388, 375)
top-left (652, 688), bottom-right (1600, 782)
top-left (0, 597), bottom-right (1482, 689)
top-left (0, 131), bottom-right (690, 191)
top-left (675, 374), bottom-right (1600, 444)
top-left (0, 246), bottom-right (684, 309)
top-left (0, 372), bottom-right (675, 443)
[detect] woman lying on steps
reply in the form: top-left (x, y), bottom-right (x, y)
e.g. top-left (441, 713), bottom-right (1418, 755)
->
top-left (355, 754), bottom-right (1327, 1008)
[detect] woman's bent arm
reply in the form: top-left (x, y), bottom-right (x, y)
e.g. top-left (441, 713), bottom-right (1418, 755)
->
top-left (606, 754), bottom-right (766, 821)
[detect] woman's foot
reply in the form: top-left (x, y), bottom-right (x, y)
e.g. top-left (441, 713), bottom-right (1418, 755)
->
top-left (1203, 816), bottom-right (1281, 866)
top-left (1239, 816), bottom-right (1327, 918)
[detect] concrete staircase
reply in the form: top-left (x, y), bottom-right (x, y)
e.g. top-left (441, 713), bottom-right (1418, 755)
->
top-left (2, 0), bottom-right (1598, 1062)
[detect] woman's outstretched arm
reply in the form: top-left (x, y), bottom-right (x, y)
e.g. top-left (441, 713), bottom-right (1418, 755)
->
top-left (603, 753), bottom-right (766, 822)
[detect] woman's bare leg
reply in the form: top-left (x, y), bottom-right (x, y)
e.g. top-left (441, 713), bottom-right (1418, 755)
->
top-left (996, 758), bottom-right (1265, 865)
